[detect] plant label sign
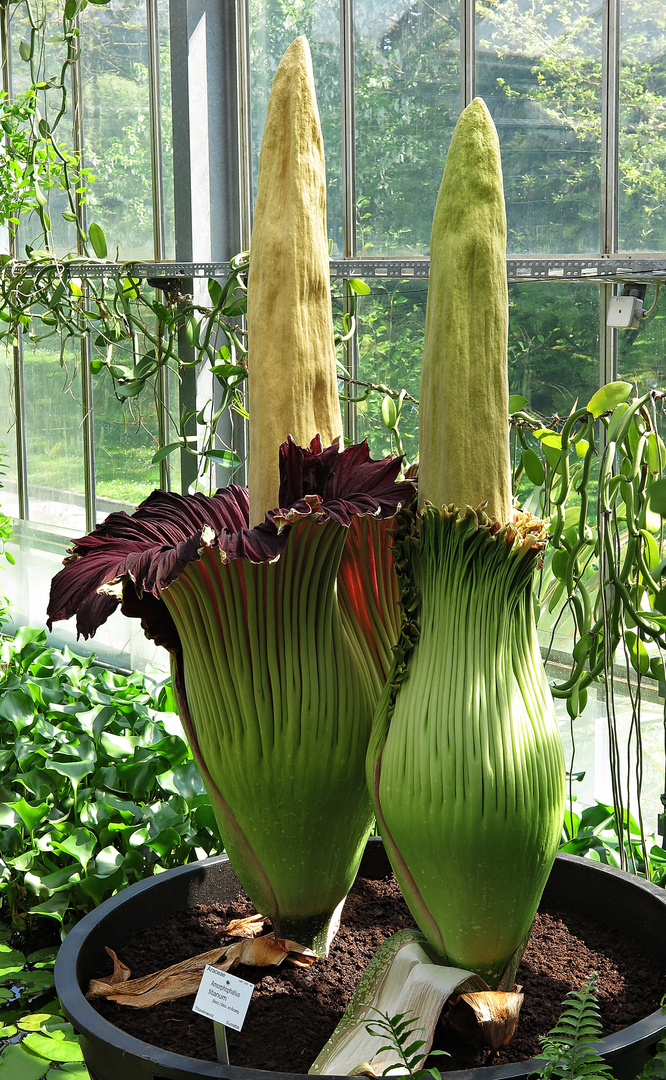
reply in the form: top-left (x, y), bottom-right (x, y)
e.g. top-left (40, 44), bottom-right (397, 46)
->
top-left (192, 965), bottom-right (254, 1031)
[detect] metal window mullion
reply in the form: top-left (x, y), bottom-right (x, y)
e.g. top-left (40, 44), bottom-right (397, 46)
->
top-left (234, 0), bottom-right (252, 485)
top-left (460, 0), bottom-right (475, 110)
top-left (599, 0), bottom-right (620, 392)
top-left (601, 0), bottom-right (620, 259)
top-left (340, 0), bottom-right (358, 445)
top-left (236, 0), bottom-right (253, 252)
top-left (146, 0), bottom-right (171, 491)
top-left (72, 15), bottom-right (96, 532)
top-left (2, 7), bottom-right (28, 520)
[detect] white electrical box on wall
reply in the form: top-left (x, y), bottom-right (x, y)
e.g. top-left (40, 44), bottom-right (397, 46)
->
top-left (607, 295), bottom-right (644, 329)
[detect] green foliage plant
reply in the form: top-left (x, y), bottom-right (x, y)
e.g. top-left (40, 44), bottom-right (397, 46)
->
top-left (0, 627), bottom-right (221, 935)
top-left (362, 1007), bottom-right (448, 1080)
top-left (537, 974), bottom-right (613, 1080)
top-left (510, 380), bottom-right (666, 872)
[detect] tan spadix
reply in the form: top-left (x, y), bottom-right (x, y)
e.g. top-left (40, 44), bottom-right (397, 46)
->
top-left (247, 36), bottom-right (342, 526)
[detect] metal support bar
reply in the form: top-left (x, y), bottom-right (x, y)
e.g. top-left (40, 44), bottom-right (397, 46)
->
top-left (72, 16), bottom-right (96, 531)
top-left (340, 0), bottom-right (358, 444)
top-left (601, 0), bottom-right (620, 257)
top-left (17, 254), bottom-right (666, 284)
top-left (1, 8), bottom-right (28, 520)
top-left (599, 2), bottom-right (620, 421)
top-left (460, 0), bottom-right (475, 110)
top-left (146, 0), bottom-right (171, 491)
top-left (236, 0), bottom-right (253, 253)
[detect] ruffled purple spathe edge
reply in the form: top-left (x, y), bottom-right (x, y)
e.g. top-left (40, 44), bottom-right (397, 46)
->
top-left (46, 436), bottom-right (415, 643)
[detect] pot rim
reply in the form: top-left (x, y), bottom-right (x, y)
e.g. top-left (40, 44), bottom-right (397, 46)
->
top-left (54, 849), bottom-right (666, 1080)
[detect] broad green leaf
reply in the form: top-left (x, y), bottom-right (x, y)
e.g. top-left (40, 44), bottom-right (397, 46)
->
top-left (648, 478), bottom-right (666, 517)
top-left (521, 448), bottom-right (544, 487)
top-left (15, 970), bottom-right (55, 994)
top-left (347, 277), bottom-right (370, 295)
top-left (92, 846), bottom-right (125, 876)
top-left (640, 530), bottom-right (660, 572)
top-left (647, 433), bottom-right (666, 474)
top-left (45, 1065), bottom-right (89, 1079)
top-left (0, 1043), bottom-right (50, 1079)
top-left (13, 798), bottom-right (50, 836)
top-left (45, 759), bottom-right (94, 787)
top-left (25, 948), bottom-right (57, 969)
top-left (575, 439), bottom-right (589, 458)
top-left (208, 279), bottom-right (223, 306)
top-left (0, 690), bottom-right (37, 731)
top-left (151, 442), bottom-right (183, 464)
top-left (87, 222), bottom-right (107, 259)
top-left (0, 944), bottom-right (26, 977)
top-left (508, 394), bottom-right (528, 413)
top-left (28, 897), bottom-right (70, 924)
top-left (551, 549), bottom-right (570, 583)
top-left (99, 732), bottom-right (140, 759)
top-left (624, 631), bottom-right (650, 676)
top-left (18, 1014), bottom-right (62, 1033)
top-left (202, 449), bottom-right (241, 468)
top-left (586, 381), bottom-right (632, 418)
top-left (157, 760), bottom-right (205, 798)
top-left (606, 402), bottom-right (632, 447)
top-left (22, 1036), bottom-right (83, 1065)
top-left (51, 828), bottom-right (97, 868)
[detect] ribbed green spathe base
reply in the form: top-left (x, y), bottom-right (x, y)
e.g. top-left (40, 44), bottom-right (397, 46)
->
top-left (163, 517), bottom-right (376, 954)
top-left (369, 505), bottom-right (565, 987)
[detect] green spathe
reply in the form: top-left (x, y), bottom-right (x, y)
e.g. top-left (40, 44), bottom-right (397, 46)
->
top-left (418, 97), bottom-right (511, 525)
top-left (368, 506), bottom-right (565, 986)
top-left (163, 518), bottom-right (378, 954)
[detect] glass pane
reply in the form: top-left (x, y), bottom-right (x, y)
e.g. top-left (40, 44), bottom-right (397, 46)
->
top-left (508, 282), bottom-right (600, 416)
top-left (92, 326), bottom-right (164, 517)
top-left (354, 277), bottom-right (425, 460)
top-left (249, 0), bottom-right (342, 253)
top-left (81, 0), bottom-right (155, 259)
top-left (617, 284), bottom-right (666, 409)
top-left (619, 1), bottom-right (666, 251)
top-left (355, 280), bottom-right (601, 465)
top-left (0, 354), bottom-right (19, 520)
top-left (7, 0), bottom-right (79, 256)
top-left (476, 0), bottom-right (602, 255)
top-left (24, 341), bottom-right (87, 533)
top-left (355, 0), bottom-right (459, 256)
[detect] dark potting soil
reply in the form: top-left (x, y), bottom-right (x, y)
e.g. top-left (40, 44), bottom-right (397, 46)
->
top-left (92, 872), bottom-right (666, 1074)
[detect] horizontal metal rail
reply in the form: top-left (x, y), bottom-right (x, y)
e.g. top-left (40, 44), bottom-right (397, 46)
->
top-left (5, 255), bottom-right (666, 284)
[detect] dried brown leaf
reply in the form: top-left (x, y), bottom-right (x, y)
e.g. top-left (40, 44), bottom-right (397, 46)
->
top-left (224, 913), bottom-right (270, 938)
top-left (86, 945), bottom-right (227, 1001)
top-left (447, 989), bottom-right (524, 1050)
top-left (107, 971), bottom-right (204, 1008)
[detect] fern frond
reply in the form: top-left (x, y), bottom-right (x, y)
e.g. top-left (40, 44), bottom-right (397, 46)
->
top-left (537, 974), bottom-right (614, 1080)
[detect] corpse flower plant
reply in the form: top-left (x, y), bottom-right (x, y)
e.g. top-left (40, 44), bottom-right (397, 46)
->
top-left (313, 100), bottom-right (566, 1078)
top-left (368, 99), bottom-right (566, 987)
top-left (47, 37), bottom-right (413, 956)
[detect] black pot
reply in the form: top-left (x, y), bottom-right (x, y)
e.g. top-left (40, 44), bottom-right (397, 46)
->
top-left (55, 841), bottom-right (666, 1080)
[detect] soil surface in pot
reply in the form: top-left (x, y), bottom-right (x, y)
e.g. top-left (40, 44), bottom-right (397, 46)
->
top-left (92, 871), bottom-right (666, 1074)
